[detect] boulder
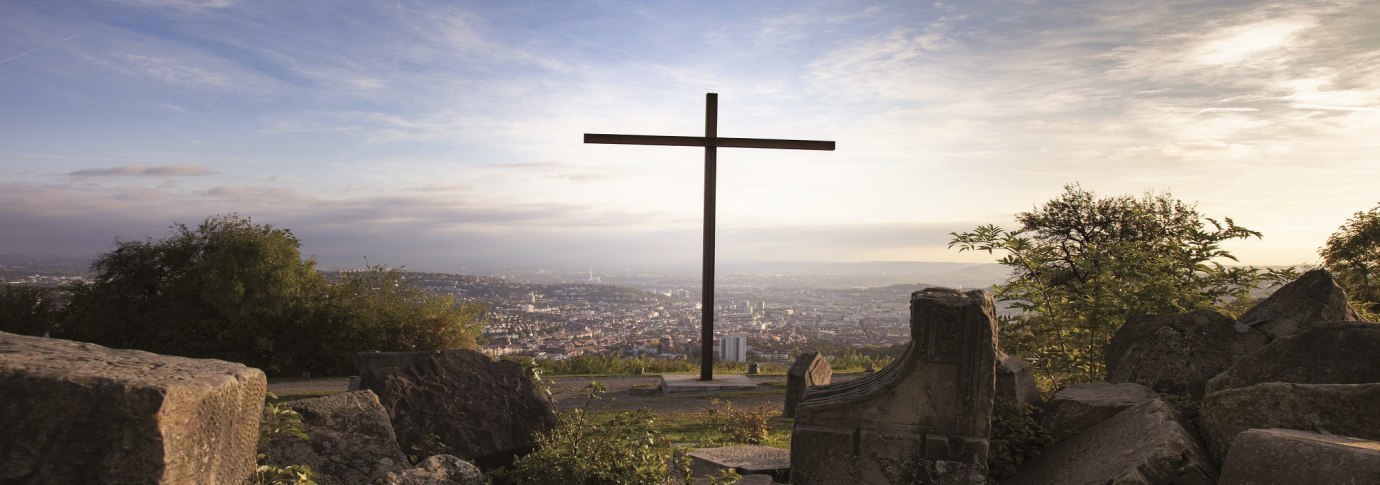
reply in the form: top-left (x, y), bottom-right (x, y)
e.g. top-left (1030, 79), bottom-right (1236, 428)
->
top-left (371, 454), bottom-right (485, 485)
top-left (260, 390), bottom-right (409, 485)
top-left (783, 351), bottom-right (831, 418)
top-left (354, 351), bottom-right (435, 376)
top-left (1200, 382), bottom-right (1380, 464)
top-left (687, 445), bottom-right (790, 483)
top-left (0, 331), bottom-right (265, 484)
top-left (1039, 382), bottom-right (1158, 443)
top-left (1236, 268), bottom-right (1360, 340)
top-left (358, 349), bottom-right (558, 469)
top-left (1205, 320), bottom-right (1380, 394)
top-left (1004, 399), bottom-right (1216, 485)
top-left (1218, 428), bottom-right (1380, 485)
top-left (1105, 310), bottom-right (1266, 399)
top-left (996, 353), bottom-right (1041, 408)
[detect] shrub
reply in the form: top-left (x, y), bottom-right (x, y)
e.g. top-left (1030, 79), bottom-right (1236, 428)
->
top-left (702, 399), bottom-right (775, 446)
top-left (987, 402), bottom-right (1051, 479)
top-left (257, 392), bottom-right (318, 485)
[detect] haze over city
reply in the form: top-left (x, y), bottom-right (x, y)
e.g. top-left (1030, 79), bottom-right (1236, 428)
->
top-left (3, 0), bottom-right (1377, 271)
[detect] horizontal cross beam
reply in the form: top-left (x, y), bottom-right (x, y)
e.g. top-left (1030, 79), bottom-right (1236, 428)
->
top-left (584, 133), bottom-right (835, 151)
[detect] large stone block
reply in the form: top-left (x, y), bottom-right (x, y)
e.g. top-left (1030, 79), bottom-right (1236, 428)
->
top-left (371, 454), bottom-right (486, 485)
top-left (687, 445), bottom-right (790, 483)
top-left (0, 331), bottom-right (265, 484)
top-left (1236, 268), bottom-right (1360, 340)
top-left (1005, 399), bottom-right (1216, 485)
top-left (358, 349), bottom-right (558, 469)
top-left (1219, 428), bottom-right (1380, 485)
top-left (1105, 310), bottom-right (1266, 399)
top-left (1200, 382), bottom-right (1380, 464)
top-left (791, 288), bottom-right (996, 484)
top-left (1039, 382), bottom-right (1158, 443)
top-left (996, 352), bottom-right (1041, 408)
top-left (260, 390), bottom-right (409, 485)
top-left (784, 351), bottom-right (831, 418)
top-left (354, 351), bottom-right (435, 376)
top-left (1205, 320), bottom-right (1380, 395)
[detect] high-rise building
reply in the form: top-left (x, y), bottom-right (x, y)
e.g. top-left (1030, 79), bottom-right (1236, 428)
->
top-left (719, 334), bottom-right (747, 362)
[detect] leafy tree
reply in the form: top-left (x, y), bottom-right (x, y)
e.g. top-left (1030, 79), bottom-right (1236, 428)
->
top-left (1321, 203), bottom-right (1380, 318)
top-left (0, 284), bottom-right (62, 336)
top-left (62, 214), bottom-right (324, 373)
top-left (949, 185), bottom-right (1265, 388)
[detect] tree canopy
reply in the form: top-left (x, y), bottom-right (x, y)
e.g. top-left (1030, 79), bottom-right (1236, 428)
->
top-left (57, 214), bottom-right (484, 375)
top-left (1321, 203), bottom-right (1380, 319)
top-left (950, 185), bottom-right (1269, 388)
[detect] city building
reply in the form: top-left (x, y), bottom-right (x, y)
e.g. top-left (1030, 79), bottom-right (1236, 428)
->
top-left (719, 333), bottom-right (747, 362)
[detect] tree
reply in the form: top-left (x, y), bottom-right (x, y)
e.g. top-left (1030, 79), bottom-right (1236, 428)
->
top-left (0, 284), bottom-right (62, 336)
top-left (62, 214), bottom-right (325, 373)
top-left (949, 185), bottom-right (1265, 388)
top-left (1320, 203), bottom-right (1380, 318)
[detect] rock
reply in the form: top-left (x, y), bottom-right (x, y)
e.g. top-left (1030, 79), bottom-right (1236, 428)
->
top-left (358, 349), bottom-right (558, 469)
top-left (1039, 382), bottom-right (1159, 443)
top-left (354, 351), bottom-right (435, 376)
top-left (371, 454), bottom-right (485, 485)
top-left (1004, 399), bottom-right (1217, 485)
top-left (1236, 268), bottom-right (1360, 340)
top-left (783, 351), bottom-right (831, 418)
top-left (1105, 310), bottom-right (1267, 399)
top-left (1218, 428), bottom-right (1380, 485)
top-left (687, 445), bottom-right (790, 483)
top-left (260, 390), bottom-right (409, 485)
top-left (1205, 320), bottom-right (1380, 394)
top-left (0, 331), bottom-right (265, 485)
top-left (792, 288), bottom-right (997, 485)
top-left (1200, 382), bottom-right (1380, 464)
top-left (996, 352), bottom-right (1041, 408)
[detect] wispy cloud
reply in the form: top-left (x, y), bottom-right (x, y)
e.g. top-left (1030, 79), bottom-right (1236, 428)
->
top-left (68, 164), bottom-right (216, 177)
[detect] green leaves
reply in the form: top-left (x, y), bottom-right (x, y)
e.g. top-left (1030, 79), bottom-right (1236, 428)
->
top-left (951, 185), bottom-right (1268, 390)
top-left (1321, 203), bottom-right (1380, 319)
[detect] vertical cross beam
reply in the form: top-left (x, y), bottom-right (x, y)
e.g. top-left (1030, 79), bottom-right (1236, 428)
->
top-left (584, 93), bottom-right (833, 381)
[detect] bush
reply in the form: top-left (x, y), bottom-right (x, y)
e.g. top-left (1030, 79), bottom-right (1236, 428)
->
top-left (987, 402), bottom-right (1051, 479)
top-left (257, 392), bottom-right (318, 485)
top-left (702, 399), bottom-right (775, 446)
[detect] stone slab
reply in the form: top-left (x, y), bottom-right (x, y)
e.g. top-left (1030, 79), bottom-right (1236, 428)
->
top-left (1040, 382), bottom-right (1159, 443)
top-left (1200, 382), bottom-right (1380, 464)
top-left (1219, 428), bottom-right (1380, 485)
top-left (660, 373), bottom-right (757, 393)
top-left (688, 445), bottom-right (790, 483)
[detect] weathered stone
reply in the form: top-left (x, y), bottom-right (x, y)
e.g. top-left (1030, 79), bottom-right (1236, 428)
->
top-left (358, 349), bottom-right (558, 469)
top-left (1200, 382), bottom-right (1380, 464)
top-left (783, 351), bottom-right (831, 418)
top-left (1218, 428), bottom-right (1380, 485)
top-left (687, 445), bottom-right (790, 483)
top-left (1005, 399), bottom-right (1216, 485)
top-left (995, 352), bottom-right (1041, 408)
top-left (1236, 268), bottom-right (1361, 340)
top-left (370, 454), bottom-right (485, 485)
top-left (260, 390), bottom-right (409, 485)
top-left (1205, 320), bottom-right (1380, 395)
top-left (692, 474), bottom-right (775, 485)
top-left (354, 351), bottom-right (434, 377)
top-left (0, 331), bottom-right (265, 485)
top-left (1105, 309), bottom-right (1267, 399)
top-left (791, 288), bottom-right (997, 485)
top-left (1039, 382), bottom-right (1159, 443)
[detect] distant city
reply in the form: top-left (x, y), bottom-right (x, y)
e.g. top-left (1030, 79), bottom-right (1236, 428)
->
top-left (1, 256), bottom-right (1010, 363)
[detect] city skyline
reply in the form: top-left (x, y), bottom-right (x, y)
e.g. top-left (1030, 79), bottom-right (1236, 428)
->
top-left (3, 1), bottom-right (1378, 270)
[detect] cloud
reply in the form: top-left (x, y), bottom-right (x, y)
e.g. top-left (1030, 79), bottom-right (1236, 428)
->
top-left (68, 164), bottom-right (216, 177)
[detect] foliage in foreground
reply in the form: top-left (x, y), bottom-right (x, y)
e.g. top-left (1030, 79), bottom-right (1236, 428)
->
top-left (1321, 202), bottom-right (1380, 320)
top-left (257, 392), bottom-right (318, 485)
top-left (46, 214), bottom-right (483, 376)
top-left (950, 185), bottom-right (1279, 389)
top-left (701, 398), bottom-right (776, 446)
top-left (987, 402), bottom-right (1051, 479)
top-left (0, 284), bottom-right (62, 337)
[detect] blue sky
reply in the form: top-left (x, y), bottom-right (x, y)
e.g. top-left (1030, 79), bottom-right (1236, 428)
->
top-left (2, 0), bottom-right (1377, 271)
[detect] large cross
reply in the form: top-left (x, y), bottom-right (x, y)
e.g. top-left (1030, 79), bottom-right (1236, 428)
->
top-left (585, 93), bottom-right (835, 381)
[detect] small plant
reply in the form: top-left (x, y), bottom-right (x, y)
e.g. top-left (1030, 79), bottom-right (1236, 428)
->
top-left (702, 399), bottom-right (774, 446)
top-left (407, 433), bottom-right (453, 465)
top-left (986, 402), bottom-right (1051, 479)
top-left (257, 392), bottom-right (318, 485)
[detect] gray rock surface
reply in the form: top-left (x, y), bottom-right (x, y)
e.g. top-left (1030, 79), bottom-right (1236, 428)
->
top-left (371, 454), bottom-right (485, 485)
top-left (996, 352), bottom-right (1041, 408)
top-left (260, 390), bottom-right (409, 485)
top-left (1205, 320), bottom-right (1380, 394)
top-left (784, 351), bottom-right (831, 418)
top-left (1105, 310), bottom-right (1266, 398)
top-left (1039, 382), bottom-right (1159, 443)
top-left (0, 331), bottom-right (265, 485)
top-left (688, 445), bottom-right (790, 483)
top-left (359, 349), bottom-right (558, 469)
top-left (1236, 268), bottom-right (1360, 340)
top-left (1218, 428), bottom-right (1380, 485)
top-left (1005, 399), bottom-right (1217, 485)
top-left (1200, 382), bottom-right (1380, 464)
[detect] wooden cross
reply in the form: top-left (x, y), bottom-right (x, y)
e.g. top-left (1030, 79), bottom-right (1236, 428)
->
top-left (585, 93), bottom-right (835, 381)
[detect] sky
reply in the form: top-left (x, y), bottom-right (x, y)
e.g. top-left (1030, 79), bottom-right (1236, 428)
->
top-left (2, 0), bottom-right (1377, 272)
